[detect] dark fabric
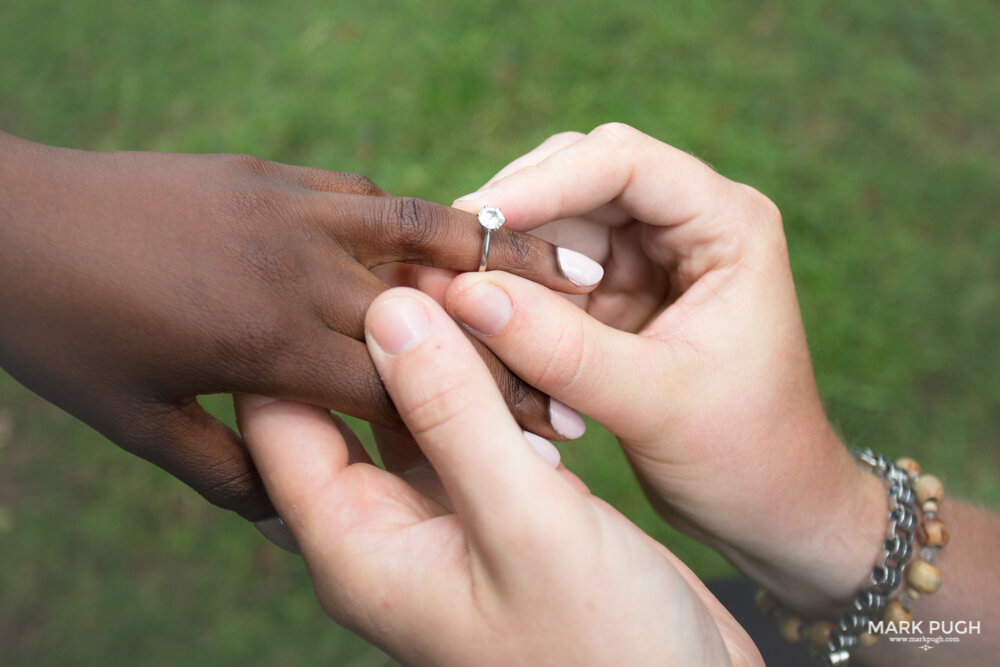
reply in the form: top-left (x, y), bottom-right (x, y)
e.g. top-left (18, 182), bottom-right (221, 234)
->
top-left (707, 578), bottom-right (812, 666)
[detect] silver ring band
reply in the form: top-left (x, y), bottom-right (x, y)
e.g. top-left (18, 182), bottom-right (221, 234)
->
top-left (476, 206), bottom-right (506, 273)
top-left (478, 229), bottom-right (493, 272)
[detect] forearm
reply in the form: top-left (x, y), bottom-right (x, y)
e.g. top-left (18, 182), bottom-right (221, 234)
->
top-left (0, 132), bottom-right (90, 363)
top-left (0, 131), bottom-right (80, 295)
top-left (0, 130), bottom-right (42, 260)
top-left (714, 438), bottom-right (890, 618)
top-left (0, 130), bottom-right (67, 214)
top-left (0, 132), bottom-right (55, 351)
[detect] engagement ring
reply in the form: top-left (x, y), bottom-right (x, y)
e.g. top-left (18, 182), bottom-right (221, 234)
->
top-left (477, 206), bottom-right (505, 272)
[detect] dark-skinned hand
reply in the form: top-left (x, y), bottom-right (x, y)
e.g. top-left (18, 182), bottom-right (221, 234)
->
top-left (0, 131), bottom-right (603, 529)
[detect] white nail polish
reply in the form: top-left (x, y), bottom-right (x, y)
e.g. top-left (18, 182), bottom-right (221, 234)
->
top-left (454, 186), bottom-right (492, 203)
top-left (557, 247), bottom-right (604, 287)
top-left (254, 516), bottom-right (300, 554)
top-left (524, 430), bottom-right (561, 468)
top-left (549, 399), bottom-right (586, 439)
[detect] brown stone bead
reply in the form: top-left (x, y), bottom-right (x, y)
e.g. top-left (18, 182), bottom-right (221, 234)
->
top-left (755, 589), bottom-right (777, 615)
top-left (809, 621), bottom-right (835, 647)
top-left (896, 457), bottom-right (922, 480)
top-left (884, 599), bottom-right (913, 624)
top-left (908, 559), bottom-right (942, 594)
top-left (917, 517), bottom-right (950, 547)
top-left (859, 631), bottom-right (879, 648)
top-left (914, 474), bottom-right (944, 505)
top-left (778, 614), bottom-right (805, 643)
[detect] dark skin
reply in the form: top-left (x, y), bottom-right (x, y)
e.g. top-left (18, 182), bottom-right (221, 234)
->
top-left (0, 131), bottom-right (592, 522)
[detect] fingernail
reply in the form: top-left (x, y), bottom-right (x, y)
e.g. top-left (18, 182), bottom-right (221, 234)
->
top-left (549, 399), bottom-right (586, 439)
top-left (524, 430), bottom-right (561, 468)
top-left (254, 516), bottom-right (300, 554)
top-left (557, 247), bottom-right (604, 287)
top-left (367, 297), bottom-right (431, 356)
top-left (454, 186), bottom-right (492, 203)
top-left (240, 393), bottom-right (280, 411)
top-left (453, 281), bottom-right (512, 336)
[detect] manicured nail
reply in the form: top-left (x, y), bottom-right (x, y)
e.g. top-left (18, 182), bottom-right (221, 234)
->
top-left (549, 398), bottom-right (586, 439)
top-left (367, 297), bottom-right (431, 356)
top-left (557, 247), bottom-right (604, 287)
top-left (454, 186), bottom-right (492, 203)
top-left (453, 281), bottom-right (513, 336)
top-left (254, 516), bottom-right (300, 554)
top-left (524, 430), bottom-right (561, 468)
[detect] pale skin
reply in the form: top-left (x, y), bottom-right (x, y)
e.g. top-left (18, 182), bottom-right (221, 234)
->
top-left (234, 288), bottom-right (762, 667)
top-left (232, 122), bottom-right (996, 663)
top-left (439, 123), bottom-right (1000, 665)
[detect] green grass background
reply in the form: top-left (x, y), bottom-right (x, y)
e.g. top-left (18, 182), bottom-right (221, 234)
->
top-left (2, 0), bottom-right (998, 663)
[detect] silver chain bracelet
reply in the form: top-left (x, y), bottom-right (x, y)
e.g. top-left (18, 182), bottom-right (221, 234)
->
top-left (811, 448), bottom-right (918, 665)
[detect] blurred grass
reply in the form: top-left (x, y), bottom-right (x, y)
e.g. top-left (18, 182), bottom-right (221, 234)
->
top-left (1, 0), bottom-right (999, 663)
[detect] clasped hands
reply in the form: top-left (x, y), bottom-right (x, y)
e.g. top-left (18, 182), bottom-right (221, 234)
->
top-left (232, 124), bottom-right (887, 666)
top-left (2, 124), bottom-right (885, 665)
top-left (0, 131), bottom-right (600, 521)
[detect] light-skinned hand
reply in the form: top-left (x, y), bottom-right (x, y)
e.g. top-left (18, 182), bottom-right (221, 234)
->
top-left (445, 123), bottom-right (888, 617)
top-left (233, 287), bottom-right (761, 666)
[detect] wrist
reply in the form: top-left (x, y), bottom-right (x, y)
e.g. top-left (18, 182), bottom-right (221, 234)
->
top-left (0, 135), bottom-right (95, 355)
top-left (725, 437), bottom-right (889, 618)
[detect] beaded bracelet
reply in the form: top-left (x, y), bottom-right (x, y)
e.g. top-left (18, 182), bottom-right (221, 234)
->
top-left (885, 456), bottom-right (948, 622)
top-left (755, 449), bottom-right (948, 666)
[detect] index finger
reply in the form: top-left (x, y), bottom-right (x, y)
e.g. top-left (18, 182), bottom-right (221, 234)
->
top-left (451, 123), bottom-right (740, 233)
top-left (318, 193), bottom-right (605, 290)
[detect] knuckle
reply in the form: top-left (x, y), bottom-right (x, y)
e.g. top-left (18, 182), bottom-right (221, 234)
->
top-left (218, 182), bottom-right (303, 236)
top-left (206, 155), bottom-right (302, 226)
top-left (336, 172), bottom-right (385, 196)
top-left (222, 153), bottom-right (276, 177)
top-left (496, 364), bottom-right (533, 415)
top-left (475, 341), bottom-right (538, 420)
top-left (382, 196), bottom-right (442, 252)
top-left (544, 130), bottom-right (586, 146)
top-left (529, 317), bottom-right (588, 391)
top-left (352, 373), bottom-right (404, 429)
top-left (739, 183), bottom-right (784, 229)
top-left (236, 186), bottom-right (290, 218)
top-left (401, 378), bottom-right (476, 442)
top-left (493, 228), bottom-right (535, 267)
top-left (733, 183), bottom-right (787, 252)
top-left (200, 464), bottom-right (271, 519)
top-left (114, 410), bottom-right (272, 520)
top-left (371, 399), bottom-right (404, 429)
top-left (589, 122), bottom-right (641, 148)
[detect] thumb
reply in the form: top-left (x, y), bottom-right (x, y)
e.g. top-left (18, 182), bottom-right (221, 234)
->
top-left (445, 271), bottom-right (664, 442)
top-left (364, 288), bottom-right (566, 554)
top-left (112, 400), bottom-right (276, 522)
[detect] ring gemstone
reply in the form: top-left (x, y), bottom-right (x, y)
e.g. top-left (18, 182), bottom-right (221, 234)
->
top-left (477, 206), bottom-right (506, 231)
